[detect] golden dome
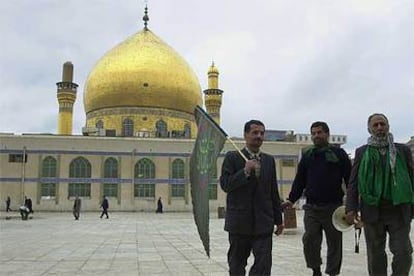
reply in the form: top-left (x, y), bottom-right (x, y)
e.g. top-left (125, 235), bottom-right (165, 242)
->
top-left (83, 28), bottom-right (202, 115)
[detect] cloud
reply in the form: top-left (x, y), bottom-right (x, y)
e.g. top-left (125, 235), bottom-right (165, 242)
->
top-left (0, 0), bottom-right (413, 153)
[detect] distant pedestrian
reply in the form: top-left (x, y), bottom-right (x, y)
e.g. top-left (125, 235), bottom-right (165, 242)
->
top-left (24, 196), bottom-right (33, 214)
top-left (6, 196), bottom-right (11, 212)
top-left (100, 196), bottom-right (109, 219)
top-left (20, 197), bottom-right (31, 220)
top-left (156, 197), bottom-right (163, 213)
top-left (73, 195), bottom-right (81, 220)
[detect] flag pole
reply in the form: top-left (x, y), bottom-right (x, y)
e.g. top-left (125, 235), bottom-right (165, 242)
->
top-left (226, 137), bottom-right (248, 161)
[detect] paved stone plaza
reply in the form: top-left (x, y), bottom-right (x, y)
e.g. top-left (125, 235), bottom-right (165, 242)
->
top-left (0, 210), bottom-right (412, 275)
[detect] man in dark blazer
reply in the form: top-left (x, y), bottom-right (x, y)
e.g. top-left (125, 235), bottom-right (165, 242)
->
top-left (220, 119), bottom-right (284, 276)
top-left (346, 113), bottom-right (414, 276)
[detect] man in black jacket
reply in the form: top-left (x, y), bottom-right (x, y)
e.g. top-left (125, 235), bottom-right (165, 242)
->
top-left (282, 121), bottom-right (351, 276)
top-left (25, 196), bottom-right (33, 214)
top-left (220, 119), bottom-right (284, 276)
top-left (100, 195), bottom-right (109, 219)
top-left (346, 113), bottom-right (414, 276)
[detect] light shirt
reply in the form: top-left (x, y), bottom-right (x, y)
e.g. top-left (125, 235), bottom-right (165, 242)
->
top-left (245, 147), bottom-right (261, 160)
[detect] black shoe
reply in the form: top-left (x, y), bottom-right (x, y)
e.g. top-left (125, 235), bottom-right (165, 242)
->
top-left (312, 268), bottom-right (322, 276)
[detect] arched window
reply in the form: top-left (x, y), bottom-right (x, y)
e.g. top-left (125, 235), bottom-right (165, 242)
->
top-left (103, 157), bottom-right (118, 197)
top-left (104, 157), bottom-right (118, 178)
top-left (156, 119), bottom-right (168, 138)
top-left (122, 118), bottom-right (134, 137)
top-left (171, 159), bottom-right (185, 197)
top-left (96, 120), bottom-right (104, 129)
top-left (172, 159), bottom-right (185, 178)
top-left (42, 156), bottom-right (57, 177)
top-left (69, 157), bottom-right (91, 197)
top-left (184, 123), bottom-right (191, 138)
top-left (134, 158), bottom-right (155, 197)
top-left (41, 156), bottom-right (57, 197)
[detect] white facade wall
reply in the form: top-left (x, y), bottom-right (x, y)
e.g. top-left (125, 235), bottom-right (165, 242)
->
top-left (0, 134), bottom-right (306, 212)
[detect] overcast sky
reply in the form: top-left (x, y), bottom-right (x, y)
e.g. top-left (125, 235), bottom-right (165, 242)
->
top-left (1, 0), bottom-right (413, 154)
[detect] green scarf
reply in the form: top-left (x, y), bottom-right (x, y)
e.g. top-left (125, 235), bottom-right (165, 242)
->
top-left (358, 146), bottom-right (414, 206)
top-left (303, 144), bottom-right (339, 163)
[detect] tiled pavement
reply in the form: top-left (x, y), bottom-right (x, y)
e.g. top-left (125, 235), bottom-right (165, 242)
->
top-left (0, 210), bottom-right (412, 275)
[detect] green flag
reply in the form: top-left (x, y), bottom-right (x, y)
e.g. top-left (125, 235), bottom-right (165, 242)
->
top-left (190, 105), bottom-right (227, 257)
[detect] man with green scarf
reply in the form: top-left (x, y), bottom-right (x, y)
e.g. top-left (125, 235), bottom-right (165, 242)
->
top-left (345, 113), bottom-right (414, 276)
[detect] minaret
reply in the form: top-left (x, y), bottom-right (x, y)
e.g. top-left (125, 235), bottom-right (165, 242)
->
top-left (57, 61), bottom-right (78, 135)
top-left (203, 62), bottom-right (223, 125)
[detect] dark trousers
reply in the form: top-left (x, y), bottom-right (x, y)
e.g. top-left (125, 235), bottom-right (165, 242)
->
top-left (20, 209), bottom-right (29, 220)
top-left (303, 205), bottom-right (342, 275)
top-left (100, 209), bottom-right (109, 218)
top-left (228, 233), bottom-right (272, 276)
top-left (363, 205), bottom-right (413, 276)
top-left (73, 209), bottom-right (80, 220)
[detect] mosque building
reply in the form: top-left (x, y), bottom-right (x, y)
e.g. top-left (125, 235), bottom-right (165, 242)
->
top-left (0, 8), bottom-right (346, 212)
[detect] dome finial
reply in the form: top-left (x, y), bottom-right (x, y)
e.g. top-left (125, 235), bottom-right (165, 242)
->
top-left (208, 61), bottom-right (219, 74)
top-left (143, 4), bottom-right (149, 29)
